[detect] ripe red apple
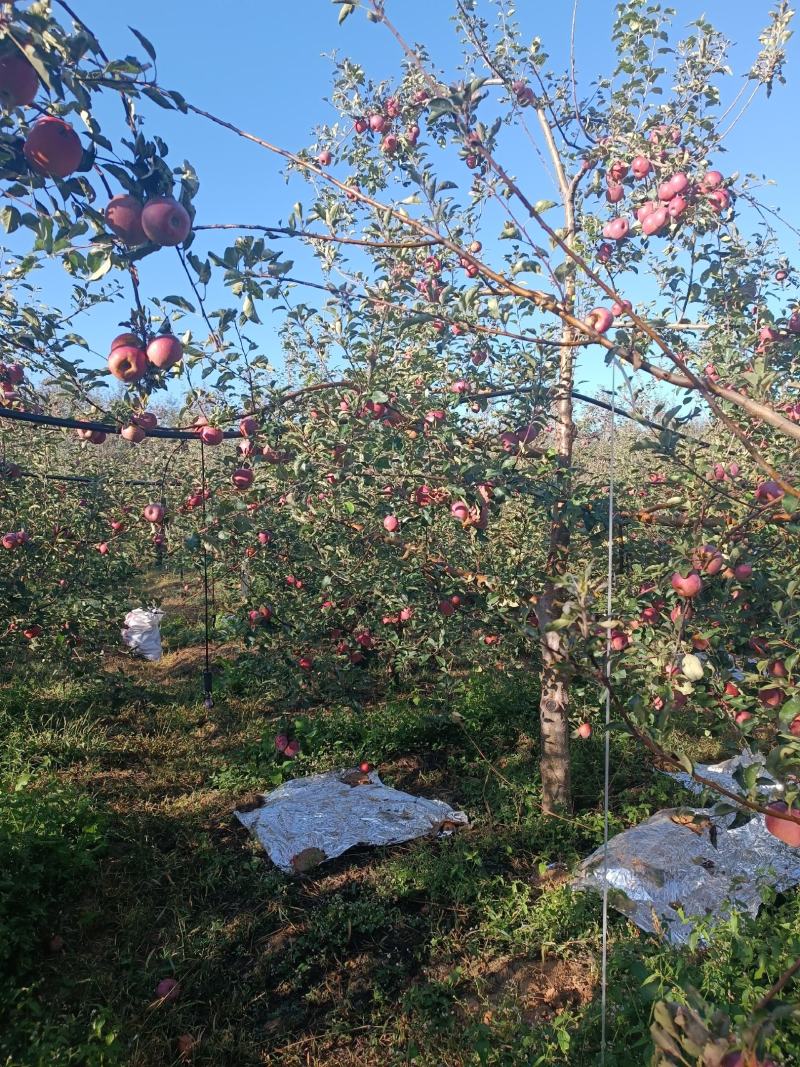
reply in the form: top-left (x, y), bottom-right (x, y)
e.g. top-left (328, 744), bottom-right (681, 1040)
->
top-left (298, 655), bottom-right (314, 671)
top-left (23, 116), bottom-right (83, 178)
top-left (132, 411), bottom-right (158, 431)
top-left (450, 500), bottom-right (470, 522)
top-left (577, 722), bottom-right (592, 739)
top-left (788, 312), bottom-right (800, 334)
top-left (257, 530), bottom-right (272, 545)
top-left (399, 606), bottom-right (413, 622)
top-left (584, 307), bottom-right (614, 334)
top-left (96, 541), bottom-right (109, 555)
top-left (199, 425), bottom-right (223, 446)
top-left (406, 124), bottom-right (420, 145)
top-left (274, 733), bottom-right (288, 752)
top-left (734, 710), bottom-right (752, 726)
top-left (383, 514), bottom-right (399, 532)
top-left (671, 572), bottom-right (702, 598)
top-left (231, 468), bottom-right (253, 490)
top-left (141, 197), bottom-right (191, 246)
top-left (734, 563), bottom-right (752, 581)
top-left (707, 188), bottom-right (731, 213)
top-left (764, 801), bottom-right (800, 847)
top-left (381, 134), bottom-right (398, 153)
top-left (146, 335), bottom-right (183, 370)
top-left (630, 155), bottom-right (652, 179)
top-left (177, 1034), bottom-right (197, 1061)
top-left (284, 739), bottom-right (300, 758)
top-left (597, 242), bottom-right (613, 263)
top-left (0, 52), bottom-right (39, 108)
top-left (369, 113), bottom-right (387, 132)
top-left (724, 682), bottom-right (741, 697)
top-left (602, 217), bottom-right (630, 241)
top-left (759, 687), bottom-right (785, 709)
top-left (668, 195), bottom-right (687, 219)
top-left (359, 760), bottom-right (372, 773)
top-left (121, 424), bottom-right (145, 443)
top-left (610, 299), bottom-right (632, 317)
top-left (239, 415), bottom-right (258, 437)
top-left (700, 170), bottom-right (724, 191)
top-left (642, 206), bottom-right (668, 236)
top-left (658, 181), bottom-right (676, 202)
top-left (769, 659), bottom-right (788, 678)
top-left (636, 200), bottom-right (658, 223)
top-left (156, 977), bottom-right (180, 1003)
top-left (354, 116), bottom-right (368, 134)
top-left (108, 345), bottom-right (147, 383)
top-left (608, 160), bottom-right (628, 182)
top-left (110, 520), bottom-right (124, 533)
top-left (317, 149), bottom-right (332, 166)
top-left (23, 624), bottom-right (42, 640)
top-left (438, 599), bottom-right (455, 617)
top-left (110, 332), bottom-right (140, 351)
top-left (142, 503), bottom-right (164, 524)
top-left (105, 195), bottom-right (146, 245)
top-left (606, 183), bottom-right (624, 204)
top-left (755, 480), bottom-right (784, 503)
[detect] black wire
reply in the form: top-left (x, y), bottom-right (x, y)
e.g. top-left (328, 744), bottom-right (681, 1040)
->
top-left (199, 439), bottom-right (213, 708)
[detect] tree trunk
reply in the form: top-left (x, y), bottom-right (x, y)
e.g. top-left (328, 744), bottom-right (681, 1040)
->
top-left (537, 334), bottom-right (576, 812)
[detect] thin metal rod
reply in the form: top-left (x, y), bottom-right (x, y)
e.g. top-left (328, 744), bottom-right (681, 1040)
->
top-left (199, 440), bottom-right (213, 707)
top-left (600, 360), bottom-right (616, 1061)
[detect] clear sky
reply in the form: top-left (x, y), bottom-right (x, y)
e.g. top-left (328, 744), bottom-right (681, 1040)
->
top-left (40, 1), bottom-right (800, 407)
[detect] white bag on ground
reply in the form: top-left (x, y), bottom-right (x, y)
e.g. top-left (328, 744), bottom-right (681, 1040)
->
top-left (121, 608), bottom-right (164, 661)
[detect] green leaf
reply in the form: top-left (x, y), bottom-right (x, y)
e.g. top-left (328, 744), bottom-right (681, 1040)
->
top-left (336, 2), bottom-right (356, 24)
top-left (129, 27), bottom-right (157, 62)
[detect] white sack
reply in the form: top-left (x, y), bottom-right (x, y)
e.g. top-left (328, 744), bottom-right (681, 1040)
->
top-left (121, 607), bottom-right (164, 662)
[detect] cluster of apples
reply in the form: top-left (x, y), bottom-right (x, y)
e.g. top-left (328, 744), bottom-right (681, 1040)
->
top-left (596, 143), bottom-right (731, 261)
top-left (108, 331), bottom-right (183, 387)
top-left (105, 194), bottom-right (192, 248)
top-left (0, 361), bottom-right (25, 404)
top-left (2, 528), bottom-right (30, 550)
top-left (351, 92), bottom-right (425, 156)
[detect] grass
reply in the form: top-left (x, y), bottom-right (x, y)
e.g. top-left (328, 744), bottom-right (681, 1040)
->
top-left (1, 574), bottom-right (799, 1066)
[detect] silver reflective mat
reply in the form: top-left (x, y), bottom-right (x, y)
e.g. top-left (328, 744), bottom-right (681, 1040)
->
top-left (236, 768), bottom-right (468, 873)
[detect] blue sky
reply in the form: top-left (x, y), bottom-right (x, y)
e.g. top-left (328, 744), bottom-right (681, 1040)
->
top-left (40, 1), bottom-right (800, 407)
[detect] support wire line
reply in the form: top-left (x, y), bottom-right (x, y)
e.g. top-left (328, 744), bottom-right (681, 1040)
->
top-left (600, 359), bottom-right (616, 1062)
top-left (199, 439), bottom-right (214, 709)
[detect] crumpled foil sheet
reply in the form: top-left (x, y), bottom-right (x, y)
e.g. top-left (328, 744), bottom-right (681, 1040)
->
top-left (574, 755), bottom-right (800, 945)
top-left (235, 768), bottom-right (469, 873)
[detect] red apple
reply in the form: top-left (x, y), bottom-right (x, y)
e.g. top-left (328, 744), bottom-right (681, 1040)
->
top-left (141, 197), bottom-right (191, 246)
top-left (317, 149), bottom-right (332, 166)
top-left (700, 170), bottom-right (724, 191)
top-left (284, 739), bottom-right (300, 758)
top-left (577, 722), bottom-right (592, 739)
top-left (642, 206), bottom-right (668, 236)
top-left (298, 655), bottom-right (314, 671)
top-left (764, 801), bottom-right (800, 847)
top-left (231, 468), bottom-right (253, 490)
top-left (381, 134), bottom-right (398, 154)
top-left (724, 682), bottom-right (741, 698)
top-left (671, 572), bottom-right (702, 598)
top-left (146, 335), bottom-right (183, 370)
top-left (369, 113), bottom-right (387, 132)
top-left (707, 188), bottom-right (731, 213)
top-left (759, 688), bottom-right (785, 709)
top-left (121, 424), bottom-right (145, 443)
top-left (734, 563), bottom-right (752, 581)
top-left (274, 733), bottom-right (288, 751)
top-left (142, 503), bottom-right (164, 524)
top-left (105, 195), bottom-right (146, 245)
top-left (383, 514), bottom-right (399, 532)
top-left (606, 183), bottom-right (624, 204)
top-left (110, 332), bottom-right (140, 351)
top-left (23, 116), bottom-right (83, 178)
top-left (602, 217), bottom-right (630, 241)
top-left (438, 599), bottom-right (455, 617)
top-left (132, 411), bottom-right (158, 431)
top-left (597, 242), bottom-right (613, 263)
top-left (755, 480), bottom-right (784, 503)
top-left (199, 425), bottom-right (223, 446)
top-left (239, 415), bottom-right (258, 437)
top-left (450, 500), bottom-right (470, 522)
top-left (257, 530), bottom-right (272, 545)
top-left (584, 307), bottom-right (614, 334)
top-left (630, 155), bottom-right (651, 179)
top-left (0, 52), bottom-right (39, 108)
top-left (668, 195), bottom-right (687, 219)
top-left (108, 345), bottom-right (147, 383)
top-left (177, 1034), bottom-right (197, 1061)
top-left (155, 977), bottom-right (180, 1003)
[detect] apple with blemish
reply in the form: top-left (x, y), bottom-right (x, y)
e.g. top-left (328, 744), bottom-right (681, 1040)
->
top-left (141, 197), bottom-right (191, 246)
